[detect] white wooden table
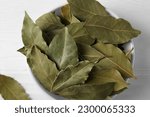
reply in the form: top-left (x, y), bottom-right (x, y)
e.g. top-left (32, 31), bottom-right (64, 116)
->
top-left (0, 0), bottom-right (149, 100)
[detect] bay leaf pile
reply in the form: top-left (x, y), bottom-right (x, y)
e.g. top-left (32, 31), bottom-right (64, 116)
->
top-left (18, 0), bottom-right (141, 100)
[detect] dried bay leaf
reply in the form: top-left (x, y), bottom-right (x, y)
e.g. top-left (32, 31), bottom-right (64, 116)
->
top-left (93, 42), bottom-right (135, 78)
top-left (61, 4), bottom-right (80, 24)
top-left (48, 27), bottom-right (78, 69)
top-left (85, 15), bottom-right (141, 44)
top-left (57, 83), bottom-right (115, 100)
top-left (0, 75), bottom-right (30, 100)
top-left (68, 0), bottom-right (109, 21)
top-left (67, 22), bottom-right (95, 45)
top-left (36, 12), bottom-right (64, 44)
top-left (18, 46), bottom-right (28, 56)
top-left (52, 61), bottom-right (94, 92)
top-left (77, 43), bottom-right (104, 62)
top-left (88, 68), bottom-right (128, 92)
top-left (27, 46), bottom-right (58, 91)
top-left (36, 12), bottom-right (64, 31)
top-left (22, 12), bottom-right (49, 54)
top-left (18, 45), bottom-right (33, 57)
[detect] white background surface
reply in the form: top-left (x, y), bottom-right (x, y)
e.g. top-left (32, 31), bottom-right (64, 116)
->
top-left (0, 0), bottom-right (149, 100)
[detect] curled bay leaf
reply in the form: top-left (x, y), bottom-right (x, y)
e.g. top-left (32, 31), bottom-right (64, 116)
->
top-left (67, 22), bottom-right (95, 45)
top-left (57, 83), bottom-right (115, 100)
top-left (88, 68), bottom-right (128, 92)
top-left (36, 12), bottom-right (64, 44)
top-left (0, 75), bottom-right (30, 100)
top-left (61, 4), bottom-right (80, 24)
top-left (67, 0), bottom-right (109, 21)
top-left (93, 42), bottom-right (135, 78)
top-left (27, 46), bottom-right (58, 91)
top-left (22, 12), bottom-right (49, 54)
top-left (84, 15), bottom-right (141, 44)
top-left (52, 61), bottom-right (94, 92)
top-left (48, 27), bottom-right (78, 69)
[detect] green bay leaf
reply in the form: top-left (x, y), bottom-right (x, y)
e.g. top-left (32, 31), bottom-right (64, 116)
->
top-left (52, 61), bottom-right (94, 92)
top-left (93, 42), bottom-right (135, 78)
top-left (67, 23), bottom-right (95, 45)
top-left (48, 27), bottom-right (78, 69)
top-left (27, 46), bottom-right (58, 91)
top-left (85, 15), bottom-right (141, 44)
top-left (22, 12), bottom-right (49, 54)
top-left (57, 83), bottom-right (114, 100)
top-left (68, 0), bottom-right (109, 21)
top-left (0, 75), bottom-right (30, 100)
